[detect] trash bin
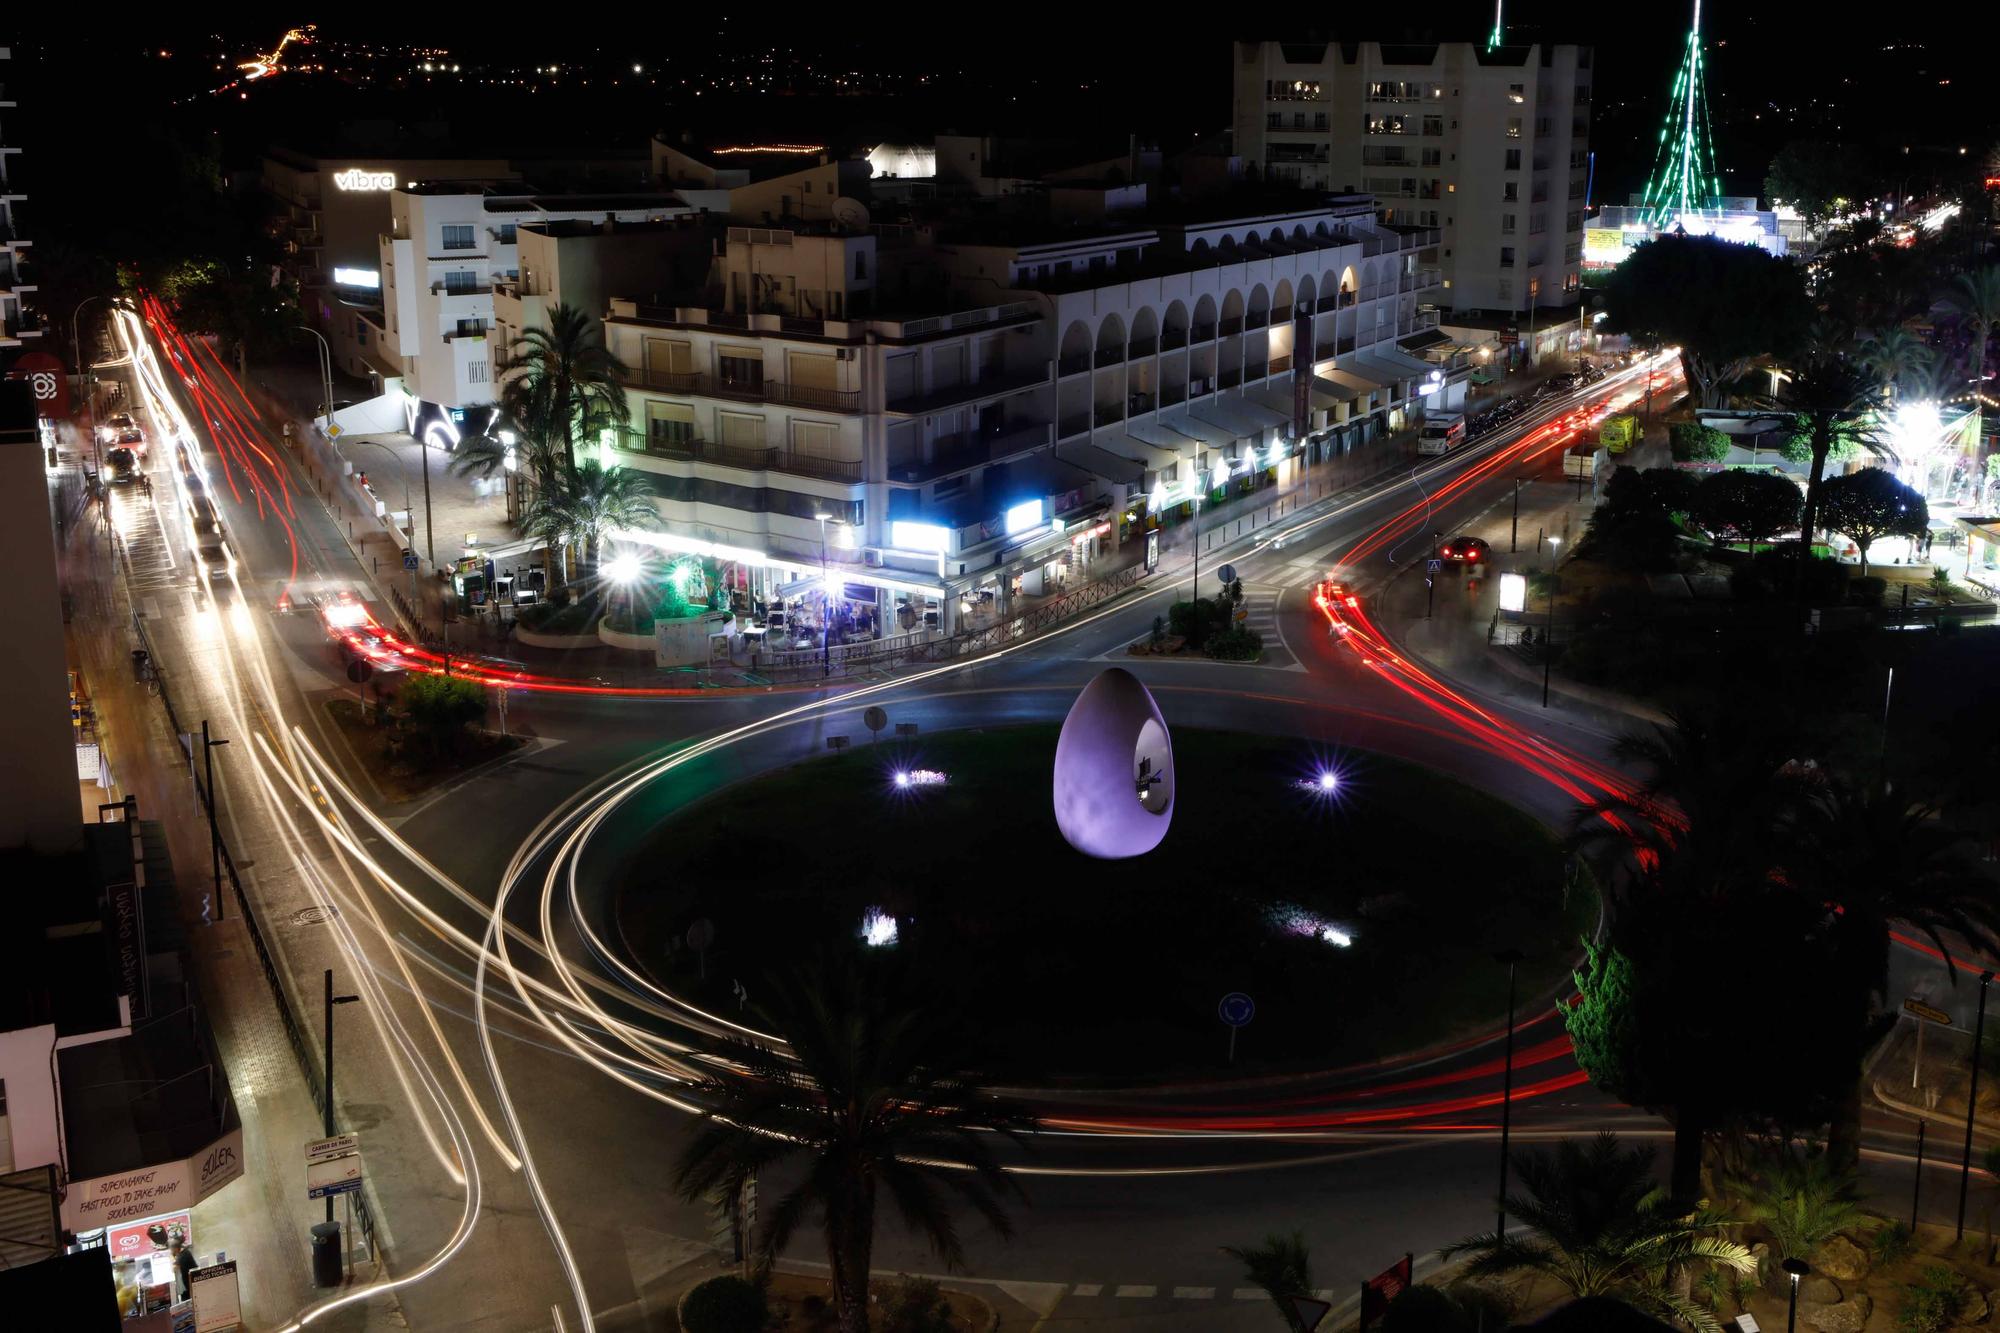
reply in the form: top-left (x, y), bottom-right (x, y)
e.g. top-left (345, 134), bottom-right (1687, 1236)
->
top-left (310, 1221), bottom-right (343, 1288)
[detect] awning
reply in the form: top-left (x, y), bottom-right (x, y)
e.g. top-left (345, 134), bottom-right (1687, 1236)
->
top-left (1227, 393), bottom-right (1292, 430)
top-left (1246, 383), bottom-right (1297, 418)
top-left (1189, 398), bottom-right (1268, 441)
top-left (1056, 441), bottom-right (1144, 486)
top-left (1399, 328), bottom-right (1451, 352)
top-left (1324, 363), bottom-right (1395, 393)
top-left (1100, 433), bottom-right (1182, 472)
top-left (1158, 410), bottom-right (1234, 451)
top-left (1128, 418), bottom-right (1203, 457)
top-left (1361, 345), bottom-right (1437, 377)
top-left (1313, 373), bottom-right (1370, 404)
top-left (1470, 370), bottom-right (1499, 385)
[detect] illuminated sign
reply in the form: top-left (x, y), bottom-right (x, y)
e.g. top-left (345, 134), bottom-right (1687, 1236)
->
top-left (890, 520), bottom-right (949, 553)
top-left (331, 266), bottom-right (380, 289)
top-left (332, 169), bottom-right (397, 192)
top-left (1498, 572), bottom-right (1528, 613)
top-left (1004, 498), bottom-right (1045, 535)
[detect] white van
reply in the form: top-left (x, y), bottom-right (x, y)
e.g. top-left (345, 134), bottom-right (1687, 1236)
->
top-left (1417, 413), bottom-right (1467, 456)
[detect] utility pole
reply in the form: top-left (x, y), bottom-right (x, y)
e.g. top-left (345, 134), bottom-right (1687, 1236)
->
top-left (200, 721), bottom-right (229, 922)
top-left (1958, 971), bottom-right (1995, 1241)
top-left (323, 971), bottom-right (360, 1224)
top-left (1511, 479), bottom-right (1523, 552)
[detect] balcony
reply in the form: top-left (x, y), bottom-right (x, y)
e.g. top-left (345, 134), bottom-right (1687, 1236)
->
top-left (1192, 322), bottom-right (1216, 342)
top-left (1270, 304), bottom-right (1292, 324)
top-left (889, 422), bottom-right (1053, 484)
top-left (1336, 336), bottom-right (1357, 354)
top-left (651, 437), bottom-right (865, 481)
top-left (1219, 317), bottom-right (1243, 338)
top-left (1095, 345), bottom-right (1124, 369)
top-left (620, 366), bottom-right (862, 413)
top-left (1095, 402), bottom-right (1126, 428)
top-left (887, 365), bottom-right (1049, 415)
top-left (1162, 329), bottom-right (1187, 351)
top-left (1128, 391), bottom-right (1156, 415)
top-left (1058, 412), bottom-right (1091, 440)
top-left (1128, 336), bottom-right (1157, 358)
top-left (1219, 367), bottom-right (1242, 390)
top-left (1246, 310), bottom-right (1268, 330)
top-left (1160, 382), bottom-right (1187, 407)
top-left (1058, 352), bottom-right (1091, 377)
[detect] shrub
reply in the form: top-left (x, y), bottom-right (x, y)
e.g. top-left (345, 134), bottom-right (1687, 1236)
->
top-left (1735, 1141), bottom-right (1861, 1261)
top-left (1849, 576), bottom-right (1887, 607)
top-left (1897, 1264), bottom-right (1969, 1333)
top-left (1928, 568), bottom-right (1958, 605)
top-left (1670, 421), bottom-right (1731, 463)
top-left (1380, 1285), bottom-right (1474, 1333)
top-left (880, 1275), bottom-right (954, 1333)
top-left (1203, 625), bottom-right (1264, 661)
top-left (1870, 1220), bottom-right (1916, 1267)
top-left (680, 1275), bottom-right (769, 1333)
top-left (1168, 595), bottom-right (1236, 648)
top-left (395, 673), bottom-right (486, 762)
top-left (517, 599), bottom-right (598, 634)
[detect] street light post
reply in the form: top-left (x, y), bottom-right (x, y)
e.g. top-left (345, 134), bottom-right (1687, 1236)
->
top-left (71, 295), bottom-right (110, 472)
top-left (1958, 970), bottom-right (1995, 1242)
top-left (814, 514), bottom-right (832, 678)
top-left (1782, 1258), bottom-right (1810, 1333)
top-left (1542, 537), bottom-right (1561, 708)
top-left (296, 325), bottom-right (334, 435)
top-left (200, 721), bottom-right (229, 923)
top-left (1494, 948), bottom-right (1525, 1241)
top-left (1191, 482), bottom-right (1207, 603)
top-left (322, 970), bottom-right (360, 1224)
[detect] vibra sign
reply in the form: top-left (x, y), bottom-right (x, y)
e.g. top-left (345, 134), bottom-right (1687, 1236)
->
top-left (332, 168), bottom-right (397, 192)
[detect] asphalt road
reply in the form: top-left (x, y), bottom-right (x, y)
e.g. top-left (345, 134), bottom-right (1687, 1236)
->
top-left (99, 312), bottom-right (1990, 1333)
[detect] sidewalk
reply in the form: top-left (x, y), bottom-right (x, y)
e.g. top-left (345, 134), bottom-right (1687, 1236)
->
top-left (64, 504), bottom-right (384, 1330)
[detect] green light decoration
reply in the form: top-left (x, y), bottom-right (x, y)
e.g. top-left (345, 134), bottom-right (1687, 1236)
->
top-left (1488, 0), bottom-right (1504, 51)
top-left (1639, 0), bottom-right (1726, 228)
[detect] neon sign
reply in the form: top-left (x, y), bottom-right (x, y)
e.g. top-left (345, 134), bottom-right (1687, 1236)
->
top-left (333, 169), bottom-right (397, 192)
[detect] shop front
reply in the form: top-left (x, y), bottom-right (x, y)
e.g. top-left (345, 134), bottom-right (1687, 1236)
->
top-left (63, 1124), bottom-right (245, 1324)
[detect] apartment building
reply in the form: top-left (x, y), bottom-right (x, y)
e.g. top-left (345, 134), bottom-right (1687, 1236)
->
top-left (0, 47), bottom-right (41, 352)
top-left (365, 185), bottom-right (695, 411)
top-left (1233, 38), bottom-right (1591, 316)
top-left (600, 195), bottom-right (1459, 633)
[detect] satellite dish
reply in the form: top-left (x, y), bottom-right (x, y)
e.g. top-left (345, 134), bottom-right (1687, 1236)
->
top-left (831, 197), bottom-right (871, 230)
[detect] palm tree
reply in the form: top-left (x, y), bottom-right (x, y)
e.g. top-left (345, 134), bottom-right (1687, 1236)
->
top-left (501, 304), bottom-right (631, 470)
top-left (1773, 355), bottom-right (1887, 601)
top-left (1948, 267), bottom-right (2000, 393)
top-left (1857, 326), bottom-right (1934, 397)
top-left (671, 960), bottom-right (1034, 1333)
top-left (519, 484), bottom-right (575, 592)
top-left (1221, 1233), bottom-right (1315, 1332)
top-left (1733, 1141), bottom-right (1862, 1262)
top-left (1445, 1134), bottom-right (1754, 1333)
top-left (554, 460), bottom-right (659, 570)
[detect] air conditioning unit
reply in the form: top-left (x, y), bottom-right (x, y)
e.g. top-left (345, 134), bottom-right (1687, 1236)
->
top-left (863, 547), bottom-right (883, 567)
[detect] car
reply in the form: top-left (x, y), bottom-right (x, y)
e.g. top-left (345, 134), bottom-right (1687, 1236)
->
top-left (105, 446), bottom-right (140, 484)
top-left (116, 426), bottom-right (147, 453)
top-left (99, 412), bottom-right (138, 443)
top-left (1439, 536), bottom-right (1490, 564)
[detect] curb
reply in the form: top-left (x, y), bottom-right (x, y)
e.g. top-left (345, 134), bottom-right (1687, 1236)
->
top-left (1481, 640), bottom-right (1671, 725)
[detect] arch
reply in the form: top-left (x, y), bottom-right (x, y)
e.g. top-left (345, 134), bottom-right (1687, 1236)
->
top-left (1272, 278), bottom-right (1294, 314)
top-left (1192, 293), bottom-right (1218, 336)
top-left (1216, 234), bottom-right (1240, 258)
top-left (1190, 237), bottom-right (1212, 260)
top-left (1060, 320), bottom-right (1092, 364)
top-left (1296, 274), bottom-right (1318, 311)
top-left (1094, 312), bottom-right (1127, 358)
top-left (1339, 265), bottom-right (1358, 294)
top-left (1128, 306), bottom-right (1159, 352)
top-left (1292, 225), bottom-right (1311, 243)
top-left (1247, 283), bottom-right (1270, 317)
top-left (1162, 300), bottom-right (1190, 338)
top-left (1220, 289), bottom-right (1245, 321)
top-left (1268, 227), bottom-right (1286, 244)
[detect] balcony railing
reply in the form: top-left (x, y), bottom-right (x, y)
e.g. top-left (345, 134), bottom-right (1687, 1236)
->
top-left (1219, 367), bottom-right (1242, 390)
top-left (1127, 391), bottom-right (1156, 415)
top-left (1058, 352), bottom-right (1091, 377)
top-left (1268, 355), bottom-right (1293, 375)
top-left (1219, 317), bottom-right (1243, 337)
top-left (1095, 345), bottom-right (1124, 368)
top-left (888, 421), bottom-right (1053, 484)
top-left (1193, 322), bottom-right (1216, 342)
top-left (1245, 310), bottom-right (1268, 330)
top-left (1128, 337), bottom-right (1157, 358)
top-left (619, 366), bottom-right (861, 413)
top-left (1162, 329), bottom-right (1188, 351)
top-left (1336, 336), bottom-right (1357, 354)
top-left (1058, 412), bottom-right (1092, 440)
top-left (887, 365), bottom-right (1049, 414)
top-left (652, 437), bottom-right (864, 481)
top-left (1094, 402), bottom-right (1126, 428)
top-left (1270, 305), bottom-right (1293, 324)
top-left (1160, 382), bottom-right (1187, 407)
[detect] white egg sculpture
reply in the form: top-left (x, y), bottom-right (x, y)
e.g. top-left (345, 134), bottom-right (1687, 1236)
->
top-left (1053, 667), bottom-right (1175, 859)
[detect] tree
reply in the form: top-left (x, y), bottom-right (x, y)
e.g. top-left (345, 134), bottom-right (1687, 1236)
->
top-left (1668, 421), bottom-right (1731, 463)
top-left (1602, 235), bottom-right (1811, 408)
top-left (1733, 1142), bottom-right (1862, 1262)
top-left (500, 304), bottom-right (630, 471)
top-left (1765, 141), bottom-right (1861, 230)
top-left (671, 959), bottom-right (1033, 1333)
top-left (1947, 267), bottom-right (2000, 393)
top-left (1817, 466), bottom-right (1927, 575)
top-left (1857, 326), bottom-right (1934, 397)
top-left (395, 673), bottom-right (487, 762)
top-left (554, 459), bottom-right (661, 569)
top-left (1443, 1134), bottom-right (1754, 1333)
top-left (1692, 469), bottom-right (1802, 555)
top-left (1772, 356), bottom-right (1887, 598)
top-left (1221, 1233), bottom-right (1316, 1333)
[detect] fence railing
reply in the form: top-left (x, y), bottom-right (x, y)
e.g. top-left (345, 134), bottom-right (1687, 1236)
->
top-left (130, 611), bottom-right (379, 1261)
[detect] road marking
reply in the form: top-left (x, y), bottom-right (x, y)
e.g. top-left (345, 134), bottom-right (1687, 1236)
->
top-left (1235, 1288), bottom-right (1267, 1301)
top-left (1172, 1286), bottom-right (1215, 1300)
top-left (1071, 1284), bottom-right (1102, 1298)
top-left (1114, 1285), bottom-right (1157, 1298)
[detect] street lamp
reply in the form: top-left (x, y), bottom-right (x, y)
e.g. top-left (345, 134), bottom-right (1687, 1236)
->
top-left (1494, 948), bottom-right (1525, 1242)
top-left (1541, 537), bottom-right (1561, 708)
top-left (200, 721), bottom-right (229, 922)
top-left (1959, 970), bottom-right (1995, 1241)
top-left (814, 513), bottom-right (833, 678)
top-left (1782, 1257), bottom-right (1810, 1333)
top-left (603, 548), bottom-right (646, 627)
top-left (322, 970), bottom-right (360, 1225)
top-left (71, 295), bottom-right (111, 471)
top-left (296, 325), bottom-right (335, 430)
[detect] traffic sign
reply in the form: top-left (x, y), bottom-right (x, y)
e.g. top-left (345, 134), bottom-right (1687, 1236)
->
top-left (326, 423), bottom-right (344, 440)
top-left (1217, 563), bottom-right (1238, 586)
top-left (1219, 992), bottom-right (1255, 1027)
top-left (1904, 998), bottom-right (1952, 1025)
top-left (1426, 558), bottom-right (1443, 572)
top-left (403, 550), bottom-right (420, 570)
top-left (306, 1133), bottom-right (359, 1164)
top-left (346, 658), bottom-right (373, 685)
top-left (1291, 1296), bottom-right (1332, 1331)
top-left (863, 706), bottom-right (888, 742)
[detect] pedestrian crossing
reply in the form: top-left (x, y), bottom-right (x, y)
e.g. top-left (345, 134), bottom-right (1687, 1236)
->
top-left (109, 484), bottom-right (185, 597)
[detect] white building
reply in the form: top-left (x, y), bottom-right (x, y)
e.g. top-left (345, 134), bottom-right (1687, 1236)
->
top-left (1233, 38), bottom-right (1591, 317)
top-left (0, 48), bottom-right (41, 351)
top-left (366, 185), bottom-right (695, 411)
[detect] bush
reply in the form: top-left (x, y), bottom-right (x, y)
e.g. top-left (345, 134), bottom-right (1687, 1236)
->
top-left (517, 599), bottom-right (599, 634)
top-left (1897, 1264), bottom-right (1969, 1333)
top-left (680, 1275), bottom-right (769, 1333)
top-left (1168, 595), bottom-right (1236, 648)
top-left (1203, 625), bottom-right (1264, 661)
top-left (880, 1275), bottom-right (954, 1333)
top-left (1380, 1285), bottom-right (1474, 1333)
top-left (395, 673), bottom-right (486, 762)
top-left (1670, 421), bottom-right (1731, 463)
top-left (1870, 1220), bottom-right (1916, 1267)
top-left (1849, 576), bottom-right (1887, 607)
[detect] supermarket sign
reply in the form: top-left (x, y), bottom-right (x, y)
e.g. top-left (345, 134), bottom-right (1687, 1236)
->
top-left (63, 1127), bottom-right (244, 1231)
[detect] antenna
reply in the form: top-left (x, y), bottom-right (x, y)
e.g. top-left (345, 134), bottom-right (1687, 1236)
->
top-left (1640, 0), bottom-right (1721, 227)
top-left (1488, 0), bottom-right (1505, 51)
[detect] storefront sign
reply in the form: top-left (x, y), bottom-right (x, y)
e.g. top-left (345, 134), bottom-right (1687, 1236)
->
top-left (332, 168), bottom-right (397, 192)
top-left (64, 1128), bottom-right (244, 1231)
top-left (1145, 530), bottom-right (1160, 572)
top-left (7, 350), bottom-right (71, 420)
top-left (107, 875), bottom-right (147, 1020)
top-left (107, 1211), bottom-right (191, 1262)
top-left (190, 1260), bottom-right (241, 1332)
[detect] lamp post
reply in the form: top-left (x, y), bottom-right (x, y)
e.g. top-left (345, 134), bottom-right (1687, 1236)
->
top-left (1191, 479), bottom-right (1208, 602)
top-left (814, 513), bottom-right (832, 678)
top-left (296, 325), bottom-right (335, 433)
top-left (200, 721), bottom-right (229, 922)
top-left (71, 295), bottom-right (110, 472)
top-left (1542, 537), bottom-right (1561, 707)
top-left (1783, 1257), bottom-right (1810, 1333)
top-left (1958, 969), bottom-right (1995, 1242)
top-left (322, 970), bottom-right (360, 1223)
top-left (1494, 948), bottom-right (1525, 1241)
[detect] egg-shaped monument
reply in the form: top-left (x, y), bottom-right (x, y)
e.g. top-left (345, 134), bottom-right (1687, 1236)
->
top-left (1052, 667), bottom-right (1175, 859)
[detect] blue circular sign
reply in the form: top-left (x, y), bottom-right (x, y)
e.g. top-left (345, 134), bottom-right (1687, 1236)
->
top-left (1218, 992), bottom-right (1256, 1027)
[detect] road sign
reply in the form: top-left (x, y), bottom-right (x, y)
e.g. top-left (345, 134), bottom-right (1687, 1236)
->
top-left (306, 1133), bottom-right (359, 1164)
top-left (307, 1157), bottom-right (363, 1199)
top-left (403, 550), bottom-right (420, 570)
top-left (1217, 563), bottom-right (1238, 585)
top-left (1426, 558), bottom-right (1443, 572)
top-left (326, 423), bottom-right (344, 440)
top-left (1905, 998), bottom-right (1952, 1025)
top-left (1291, 1296), bottom-right (1332, 1331)
top-left (863, 706), bottom-right (888, 742)
top-left (345, 658), bottom-right (372, 685)
top-left (1218, 993), bottom-right (1255, 1027)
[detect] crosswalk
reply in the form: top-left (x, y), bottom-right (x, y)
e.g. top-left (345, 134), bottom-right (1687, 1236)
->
top-left (108, 483), bottom-right (184, 598)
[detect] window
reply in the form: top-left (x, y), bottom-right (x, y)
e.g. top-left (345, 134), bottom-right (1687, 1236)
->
top-left (495, 224), bottom-right (517, 244)
top-left (0, 1077), bottom-right (8, 1115)
top-left (1267, 112), bottom-right (1281, 130)
top-left (792, 420), bottom-right (839, 459)
top-left (1313, 113), bottom-right (1329, 130)
top-left (456, 317), bottom-right (483, 336)
top-left (1364, 114), bottom-right (1408, 135)
top-left (443, 271), bottom-right (479, 294)
top-left (1507, 83), bottom-right (1525, 104)
top-left (719, 412), bottom-right (766, 448)
top-left (648, 401), bottom-right (696, 448)
top-left (1575, 84), bottom-right (1591, 105)
top-left (1579, 49), bottom-right (1592, 70)
top-left (1566, 211), bottom-right (1582, 233)
top-left (1530, 212), bottom-right (1547, 235)
top-left (718, 351), bottom-right (764, 390)
top-left (854, 250), bottom-right (868, 279)
top-left (1501, 213), bottom-right (1517, 235)
top-left (1504, 148), bottom-right (1522, 171)
top-left (1500, 246), bottom-right (1516, 268)
top-left (1506, 117), bottom-right (1523, 139)
top-left (441, 224), bottom-right (476, 250)
top-left (1421, 148), bottom-right (1441, 167)
top-left (1422, 116), bottom-right (1443, 136)
top-left (466, 360), bottom-right (488, 384)
top-left (1293, 112), bottom-right (1306, 129)
top-left (1503, 181), bottom-right (1519, 202)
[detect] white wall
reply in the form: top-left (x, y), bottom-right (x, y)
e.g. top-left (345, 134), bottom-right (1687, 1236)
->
top-left (0, 1025), bottom-right (60, 1174)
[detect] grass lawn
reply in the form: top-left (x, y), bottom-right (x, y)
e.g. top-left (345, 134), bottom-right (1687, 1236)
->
top-left (615, 725), bottom-right (1592, 1080)
top-left (323, 699), bottom-right (524, 804)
